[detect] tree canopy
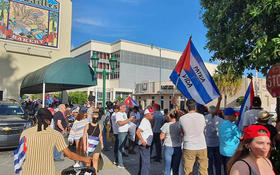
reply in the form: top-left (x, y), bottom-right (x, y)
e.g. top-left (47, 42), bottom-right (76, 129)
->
top-left (200, 0), bottom-right (280, 76)
top-left (213, 63), bottom-right (242, 107)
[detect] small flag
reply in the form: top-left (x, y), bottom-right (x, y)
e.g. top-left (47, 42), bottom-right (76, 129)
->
top-left (14, 136), bottom-right (27, 174)
top-left (125, 96), bottom-right (138, 107)
top-left (237, 80), bottom-right (254, 131)
top-left (170, 37), bottom-right (220, 105)
top-left (87, 135), bottom-right (100, 155)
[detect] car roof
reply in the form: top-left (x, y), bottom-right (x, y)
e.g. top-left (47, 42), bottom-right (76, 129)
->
top-left (0, 99), bottom-right (20, 105)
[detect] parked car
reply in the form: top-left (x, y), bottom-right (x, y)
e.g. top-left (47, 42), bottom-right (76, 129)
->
top-left (0, 99), bottom-right (32, 148)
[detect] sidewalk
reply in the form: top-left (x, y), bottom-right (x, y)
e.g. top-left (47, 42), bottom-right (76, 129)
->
top-left (56, 140), bottom-right (165, 175)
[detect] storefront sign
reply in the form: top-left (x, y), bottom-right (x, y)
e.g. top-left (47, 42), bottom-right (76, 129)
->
top-left (0, 0), bottom-right (59, 47)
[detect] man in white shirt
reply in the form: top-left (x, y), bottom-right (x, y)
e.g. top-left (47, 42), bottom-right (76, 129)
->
top-left (179, 99), bottom-right (208, 175)
top-left (116, 103), bottom-right (135, 168)
top-left (136, 107), bottom-right (154, 175)
top-left (242, 96), bottom-right (262, 130)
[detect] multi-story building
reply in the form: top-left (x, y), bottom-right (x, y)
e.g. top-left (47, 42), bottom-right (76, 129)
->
top-left (134, 77), bottom-right (276, 113)
top-left (71, 39), bottom-right (217, 106)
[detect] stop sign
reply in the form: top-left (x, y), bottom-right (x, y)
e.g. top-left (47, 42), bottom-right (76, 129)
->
top-left (266, 64), bottom-right (280, 97)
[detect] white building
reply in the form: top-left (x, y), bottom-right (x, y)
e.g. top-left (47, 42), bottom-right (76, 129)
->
top-left (71, 39), bottom-right (217, 106)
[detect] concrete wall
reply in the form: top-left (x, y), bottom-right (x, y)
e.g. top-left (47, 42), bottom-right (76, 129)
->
top-left (0, 0), bottom-right (72, 99)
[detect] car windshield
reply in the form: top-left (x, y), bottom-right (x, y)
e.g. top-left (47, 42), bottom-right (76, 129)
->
top-left (0, 105), bottom-right (25, 116)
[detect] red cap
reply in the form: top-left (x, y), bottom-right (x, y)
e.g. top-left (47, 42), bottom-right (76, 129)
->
top-left (48, 108), bottom-right (55, 112)
top-left (243, 125), bottom-right (270, 140)
top-left (152, 103), bottom-right (160, 109)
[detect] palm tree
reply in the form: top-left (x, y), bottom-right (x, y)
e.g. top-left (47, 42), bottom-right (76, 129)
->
top-left (0, 0), bottom-right (9, 26)
top-left (49, 11), bottom-right (58, 45)
top-left (213, 63), bottom-right (242, 107)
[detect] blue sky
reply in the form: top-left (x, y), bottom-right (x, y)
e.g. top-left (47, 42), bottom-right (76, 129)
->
top-left (71, 0), bottom-right (258, 77)
top-left (71, 0), bottom-right (211, 61)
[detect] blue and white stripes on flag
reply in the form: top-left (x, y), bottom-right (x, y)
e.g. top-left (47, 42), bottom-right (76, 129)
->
top-left (237, 80), bottom-right (254, 131)
top-left (14, 136), bottom-right (27, 174)
top-left (87, 135), bottom-right (100, 155)
top-left (170, 37), bottom-right (220, 105)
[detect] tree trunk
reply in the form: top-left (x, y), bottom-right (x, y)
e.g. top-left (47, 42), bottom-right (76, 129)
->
top-left (224, 94), bottom-right (227, 108)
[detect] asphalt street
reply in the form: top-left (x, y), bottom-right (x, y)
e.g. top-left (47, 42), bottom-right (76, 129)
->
top-left (0, 140), bottom-right (165, 175)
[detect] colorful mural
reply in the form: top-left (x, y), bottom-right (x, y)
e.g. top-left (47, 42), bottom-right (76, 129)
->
top-left (0, 0), bottom-right (59, 47)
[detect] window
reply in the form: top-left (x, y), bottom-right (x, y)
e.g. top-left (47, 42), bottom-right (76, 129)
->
top-left (0, 91), bottom-right (3, 101)
top-left (152, 96), bottom-right (154, 105)
top-left (161, 96), bottom-right (164, 109)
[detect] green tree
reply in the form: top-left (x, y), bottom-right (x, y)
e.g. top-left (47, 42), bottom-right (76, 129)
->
top-left (115, 96), bottom-right (124, 103)
top-left (68, 91), bottom-right (87, 105)
top-left (200, 0), bottom-right (280, 76)
top-left (213, 63), bottom-right (242, 107)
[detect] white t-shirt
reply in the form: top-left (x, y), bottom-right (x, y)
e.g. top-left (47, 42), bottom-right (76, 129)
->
top-left (116, 112), bottom-right (129, 133)
top-left (161, 122), bottom-right (182, 147)
top-left (179, 112), bottom-right (207, 150)
top-left (138, 118), bottom-right (153, 146)
top-left (111, 112), bottom-right (119, 134)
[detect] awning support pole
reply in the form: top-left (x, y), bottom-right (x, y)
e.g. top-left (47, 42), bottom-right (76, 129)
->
top-left (42, 83), bottom-right (46, 108)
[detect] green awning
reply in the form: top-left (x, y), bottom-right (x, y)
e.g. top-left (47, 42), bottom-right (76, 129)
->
top-left (20, 57), bottom-right (97, 95)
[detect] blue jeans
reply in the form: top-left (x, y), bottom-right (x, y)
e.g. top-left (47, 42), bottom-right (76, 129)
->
top-left (54, 146), bottom-right (62, 160)
top-left (221, 155), bottom-right (230, 175)
top-left (114, 134), bottom-right (119, 162)
top-left (138, 145), bottom-right (151, 175)
top-left (118, 132), bottom-right (128, 166)
top-left (164, 146), bottom-right (182, 175)
top-left (102, 125), bottom-right (107, 150)
top-left (207, 147), bottom-right (222, 175)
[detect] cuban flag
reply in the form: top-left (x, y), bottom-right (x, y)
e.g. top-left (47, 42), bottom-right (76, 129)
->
top-left (237, 80), bottom-right (254, 131)
top-left (125, 96), bottom-right (138, 107)
top-left (14, 136), bottom-right (27, 174)
top-left (87, 135), bottom-right (100, 155)
top-left (170, 37), bottom-right (220, 105)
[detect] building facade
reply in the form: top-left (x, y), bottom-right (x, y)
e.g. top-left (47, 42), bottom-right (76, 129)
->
top-left (71, 39), bottom-right (217, 106)
top-left (0, 0), bottom-right (72, 100)
top-left (134, 77), bottom-right (276, 113)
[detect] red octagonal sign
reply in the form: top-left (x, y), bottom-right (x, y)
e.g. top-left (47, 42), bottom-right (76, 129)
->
top-left (266, 64), bottom-right (280, 97)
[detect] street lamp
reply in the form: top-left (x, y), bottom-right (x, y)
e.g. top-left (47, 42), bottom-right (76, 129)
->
top-left (91, 52), bottom-right (117, 109)
top-left (151, 44), bottom-right (162, 108)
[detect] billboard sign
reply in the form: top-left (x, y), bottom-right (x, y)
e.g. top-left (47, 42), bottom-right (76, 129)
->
top-left (0, 0), bottom-right (59, 47)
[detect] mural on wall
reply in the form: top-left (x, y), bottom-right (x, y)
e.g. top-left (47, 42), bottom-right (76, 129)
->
top-left (0, 0), bottom-right (59, 47)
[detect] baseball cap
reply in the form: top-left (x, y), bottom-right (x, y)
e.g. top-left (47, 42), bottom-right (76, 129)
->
top-left (224, 108), bottom-right (235, 116)
top-left (72, 107), bottom-right (80, 113)
top-left (243, 125), bottom-right (270, 140)
top-left (258, 110), bottom-right (273, 121)
top-left (152, 103), bottom-right (160, 109)
top-left (144, 107), bottom-right (155, 115)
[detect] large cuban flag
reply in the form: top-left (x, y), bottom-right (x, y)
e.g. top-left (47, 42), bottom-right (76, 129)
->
top-left (170, 37), bottom-right (220, 105)
top-left (237, 80), bottom-right (254, 131)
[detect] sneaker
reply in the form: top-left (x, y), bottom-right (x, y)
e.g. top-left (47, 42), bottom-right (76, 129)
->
top-left (117, 165), bottom-right (125, 169)
top-left (113, 161), bottom-right (117, 165)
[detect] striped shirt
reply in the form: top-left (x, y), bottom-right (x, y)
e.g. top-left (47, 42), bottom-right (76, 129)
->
top-left (19, 126), bottom-right (67, 175)
top-left (68, 119), bottom-right (89, 141)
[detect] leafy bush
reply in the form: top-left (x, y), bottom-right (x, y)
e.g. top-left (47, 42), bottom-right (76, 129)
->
top-left (68, 91), bottom-right (87, 105)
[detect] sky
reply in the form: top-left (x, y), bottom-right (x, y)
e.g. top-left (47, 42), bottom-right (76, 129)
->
top-left (71, 0), bottom-right (212, 61)
top-left (71, 0), bottom-right (258, 77)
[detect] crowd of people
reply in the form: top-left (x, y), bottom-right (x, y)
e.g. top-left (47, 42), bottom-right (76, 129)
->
top-left (18, 96), bottom-right (280, 175)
